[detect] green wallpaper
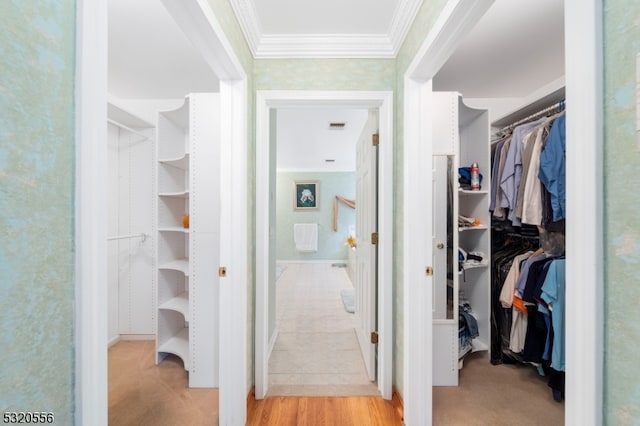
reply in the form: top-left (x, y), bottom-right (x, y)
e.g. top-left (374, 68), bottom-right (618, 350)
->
top-left (208, 0), bottom-right (253, 74)
top-left (603, 1), bottom-right (640, 423)
top-left (0, 1), bottom-right (76, 424)
top-left (254, 59), bottom-right (395, 91)
top-left (276, 172), bottom-right (355, 261)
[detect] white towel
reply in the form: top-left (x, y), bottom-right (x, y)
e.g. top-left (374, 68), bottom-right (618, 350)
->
top-left (294, 223), bottom-right (318, 252)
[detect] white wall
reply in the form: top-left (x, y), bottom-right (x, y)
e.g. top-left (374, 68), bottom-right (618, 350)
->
top-left (106, 116), bottom-right (155, 344)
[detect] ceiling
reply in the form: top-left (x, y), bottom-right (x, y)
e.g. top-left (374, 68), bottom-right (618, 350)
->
top-left (276, 108), bottom-right (369, 172)
top-left (108, 0), bottom-right (565, 171)
top-left (229, 0), bottom-right (422, 58)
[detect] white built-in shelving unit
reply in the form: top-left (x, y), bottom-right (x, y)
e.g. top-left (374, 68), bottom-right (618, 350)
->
top-left (432, 92), bottom-right (491, 386)
top-left (155, 93), bottom-right (220, 388)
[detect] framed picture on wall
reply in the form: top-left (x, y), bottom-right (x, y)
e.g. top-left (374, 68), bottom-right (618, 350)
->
top-left (294, 180), bottom-right (319, 210)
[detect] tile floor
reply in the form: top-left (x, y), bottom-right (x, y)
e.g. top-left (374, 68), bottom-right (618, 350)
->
top-left (267, 262), bottom-right (379, 396)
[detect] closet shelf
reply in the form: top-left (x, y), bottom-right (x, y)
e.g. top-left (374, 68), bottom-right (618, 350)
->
top-left (459, 344), bottom-right (473, 360)
top-left (459, 225), bottom-right (489, 232)
top-left (159, 154), bottom-right (189, 169)
top-left (159, 292), bottom-right (189, 318)
top-left (159, 259), bottom-right (189, 276)
top-left (159, 191), bottom-right (189, 198)
top-left (159, 227), bottom-right (190, 234)
top-left (458, 261), bottom-right (490, 272)
top-left (459, 189), bottom-right (489, 195)
top-left (471, 338), bottom-right (489, 353)
top-left (158, 328), bottom-right (190, 370)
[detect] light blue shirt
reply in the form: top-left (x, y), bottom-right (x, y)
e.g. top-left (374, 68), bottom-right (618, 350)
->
top-left (541, 259), bottom-right (565, 371)
top-left (500, 118), bottom-right (547, 226)
top-left (538, 115), bottom-right (566, 221)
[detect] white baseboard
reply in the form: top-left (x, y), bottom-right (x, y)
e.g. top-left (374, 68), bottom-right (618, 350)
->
top-left (108, 334), bottom-right (155, 348)
top-left (276, 259), bottom-right (348, 264)
top-left (107, 335), bottom-right (120, 348)
top-left (268, 328), bottom-right (279, 359)
top-left (120, 334), bottom-right (155, 341)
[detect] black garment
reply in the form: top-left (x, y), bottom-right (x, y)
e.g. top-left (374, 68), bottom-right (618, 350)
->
top-left (490, 229), bottom-right (539, 364)
top-left (522, 304), bottom-right (548, 363)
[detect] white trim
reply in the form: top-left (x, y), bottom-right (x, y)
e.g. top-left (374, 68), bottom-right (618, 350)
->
top-left (108, 336), bottom-right (121, 348)
top-left (161, 0), bottom-right (247, 81)
top-left (75, 0), bottom-right (108, 424)
top-left (118, 334), bottom-right (156, 341)
top-left (255, 34), bottom-right (396, 59)
top-left (219, 78), bottom-right (249, 426)
top-left (227, 0), bottom-right (261, 55)
top-left (255, 90), bottom-right (394, 400)
top-left (268, 329), bottom-right (279, 359)
top-left (275, 259), bottom-right (351, 264)
top-left (403, 78), bottom-right (433, 426)
top-left (228, 0), bottom-right (422, 58)
top-left (564, 0), bottom-right (603, 424)
top-left (388, 0), bottom-right (424, 54)
top-left (405, 0), bottom-right (494, 80)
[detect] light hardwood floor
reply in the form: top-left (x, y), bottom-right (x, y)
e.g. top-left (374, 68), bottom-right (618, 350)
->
top-left (108, 262), bottom-right (564, 425)
top-left (108, 340), bottom-right (219, 425)
top-left (246, 393), bottom-right (404, 426)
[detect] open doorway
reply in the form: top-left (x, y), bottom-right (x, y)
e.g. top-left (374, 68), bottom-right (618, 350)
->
top-left (106, 0), bottom-right (222, 422)
top-left (266, 107), bottom-right (377, 396)
top-left (402, 0), bottom-right (603, 424)
top-left (255, 91), bottom-right (394, 401)
top-left (76, 0), bottom-right (248, 423)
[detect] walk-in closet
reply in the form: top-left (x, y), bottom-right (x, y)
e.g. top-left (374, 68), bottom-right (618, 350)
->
top-left (106, 0), bottom-right (226, 423)
top-left (429, 0), bottom-right (567, 423)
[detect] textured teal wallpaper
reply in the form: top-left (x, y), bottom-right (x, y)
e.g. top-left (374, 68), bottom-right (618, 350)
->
top-left (276, 172), bottom-right (355, 261)
top-left (0, 1), bottom-right (76, 423)
top-left (603, 2), bottom-right (640, 423)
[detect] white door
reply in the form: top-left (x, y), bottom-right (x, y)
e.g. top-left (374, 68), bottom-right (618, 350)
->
top-left (432, 155), bottom-right (449, 320)
top-left (355, 109), bottom-right (379, 381)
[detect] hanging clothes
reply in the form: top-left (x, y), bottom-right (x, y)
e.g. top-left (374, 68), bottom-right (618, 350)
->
top-left (490, 101), bottom-right (567, 402)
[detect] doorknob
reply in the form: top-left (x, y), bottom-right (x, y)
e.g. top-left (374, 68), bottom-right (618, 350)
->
top-left (436, 242), bottom-right (445, 249)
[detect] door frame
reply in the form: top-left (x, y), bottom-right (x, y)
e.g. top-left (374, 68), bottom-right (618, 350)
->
top-left (403, 0), bottom-right (603, 424)
top-left (74, 0), bottom-right (249, 424)
top-left (255, 90), bottom-right (394, 400)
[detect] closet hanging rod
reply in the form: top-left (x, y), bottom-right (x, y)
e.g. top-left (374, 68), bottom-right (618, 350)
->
top-left (498, 99), bottom-right (565, 134)
top-left (107, 233), bottom-right (148, 242)
top-left (107, 118), bottom-right (151, 140)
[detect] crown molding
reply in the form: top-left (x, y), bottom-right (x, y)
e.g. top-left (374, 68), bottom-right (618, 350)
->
top-left (256, 34), bottom-right (396, 59)
top-left (229, 0), bottom-right (423, 58)
top-left (228, 0), bottom-right (261, 55)
top-left (388, 0), bottom-right (423, 53)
